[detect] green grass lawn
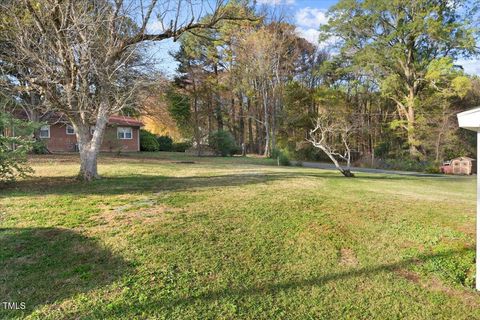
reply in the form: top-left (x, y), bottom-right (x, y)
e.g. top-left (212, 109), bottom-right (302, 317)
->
top-left (1, 152), bottom-right (479, 319)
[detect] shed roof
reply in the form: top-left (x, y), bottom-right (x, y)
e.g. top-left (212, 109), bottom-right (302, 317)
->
top-left (451, 157), bottom-right (475, 161)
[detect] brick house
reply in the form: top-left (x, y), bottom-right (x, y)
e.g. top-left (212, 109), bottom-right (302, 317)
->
top-left (37, 115), bottom-right (143, 152)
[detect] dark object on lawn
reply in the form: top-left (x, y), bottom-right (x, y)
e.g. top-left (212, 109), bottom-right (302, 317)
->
top-left (172, 161), bottom-right (195, 164)
top-left (440, 157), bottom-right (475, 175)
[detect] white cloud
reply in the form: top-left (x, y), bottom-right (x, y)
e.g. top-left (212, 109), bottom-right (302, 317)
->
top-left (256, 0), bottom-right (295, 5)
top-left (146, 20), bottom-right (165, 33)
top-left (295, 26), bottom-right (340, 50)
top-left (456, 59), bottom-right (480, 76)
top-left (295, 27), bottom-right (320, 45)
top-left (295, 7), bottom-right (328, 28)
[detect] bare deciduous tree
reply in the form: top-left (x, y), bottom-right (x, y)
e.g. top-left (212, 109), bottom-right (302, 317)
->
top-left (236, 23), bottom-right (297, 157)
top-left (1, 0), bottom-right (252, 180)
top-left (308, 117), bottom-right (356, 177)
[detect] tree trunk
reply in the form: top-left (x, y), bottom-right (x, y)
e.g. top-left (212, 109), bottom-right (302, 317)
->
top-left (214, 64), bottom-right (223, 131)
top-left (262, 84), bottom-right (270, 157)
top-left (435, 111), bottom-right (449, 162)
top-left (238, 94), bottom-right (245, 147)
top-left (271, 97), bottom-right (276, 153)
top-left (230, 97), bottom-right (236, 140)
top-left (216, 104), bottom-right (223, 131)
top-left (327, 151), bottom-right (354, 177)
top-left (75, 110), bottom-right (108, 181)
top-left (79, 148), bottom-right (99, 181)
top-left (247, 97), bottom-right (254, 153)
top-left (191, 71), bottom-right (202, 157)
top-left (248, 117), bottom-right (254, 154)
top-left (403, 49), bottom-right (422, 159)
top-left (193, 95), bottom-right (202, 157)
top-left (341, 169), bottom-right (355, 177)
top-left (395, 88), bottom-right (421, 159)
top-left (406, 102), bottom-right (421, 159)
top-left (264, 132), bottom-right (270, 157)
top-left (256, 104), bottom-right (263, 154)
top-left (313, 143), bottom-right (355, 178)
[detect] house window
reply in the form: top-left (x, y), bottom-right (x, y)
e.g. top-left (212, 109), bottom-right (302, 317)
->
top-left (66, 124), bottom-right (75, 135)
top-left (39, 125), bottom-right (50, 138)
top-left (117, 127), bottom-right (132, 139)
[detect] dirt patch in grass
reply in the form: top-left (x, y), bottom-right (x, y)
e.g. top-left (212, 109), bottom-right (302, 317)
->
top-left (395, 269), bottom-right (421, 283)
top-left (339, 248), bottom-right (358, 267)
top-left (396, 269), bottom-right (480, 307)
top-left (456, 223), bottom-right (475, 237)
top-left (304, 222), bottom-right (335, 236)
top-left (292, 222), bottom-right (336, 249)
top-left (94, 201), bottom-right (179, 227)
top-left (427, 277), bottom-right (480, 307)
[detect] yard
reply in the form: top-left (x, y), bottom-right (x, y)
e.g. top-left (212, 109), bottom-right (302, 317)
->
top-left (1, 153), bottom-right (479, 319)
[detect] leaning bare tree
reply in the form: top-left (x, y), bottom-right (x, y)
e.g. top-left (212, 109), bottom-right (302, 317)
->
top-left (0, 0), bottom-right (252, 181)
top-left (308, 116), bottom-right (356, 177)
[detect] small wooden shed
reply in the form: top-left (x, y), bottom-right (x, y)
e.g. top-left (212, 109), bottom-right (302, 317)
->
top-left (450, 157), bottom-right (476, 175)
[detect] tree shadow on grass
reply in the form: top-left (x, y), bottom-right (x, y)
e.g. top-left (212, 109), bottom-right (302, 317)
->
top-left (169, 247), bottom-right (474, 305)
top-left (2, 171), bottom-right (423, 198)
top-left (95, 247), bottom-right (475, 318)
top-left (0, 227), bottom-right (131, 318)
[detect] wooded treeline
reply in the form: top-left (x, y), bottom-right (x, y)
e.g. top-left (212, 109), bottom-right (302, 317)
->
top-left (161, 0), bottom-right (480, 167)
top-left (1, 0), bottom-right (480, 181)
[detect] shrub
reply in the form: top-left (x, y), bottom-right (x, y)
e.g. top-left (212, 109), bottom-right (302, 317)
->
top-left (0, 112), bottom-right (36, 182)
top-left (172, 141), bottom-right (192, 152)
top-left (374, 141), bottom-right (390, 158)
top-left (140, 130), bottom-right (159, 152)
top-left (425, 164), bottom-right (441, 174)
top-left (208, 130), bottom-right (238, 156)
top-left (270, 148), bottom-right (280, 159)
top-left (294, 141), bottom-right (329, 162)
top-left (376, 158), bottom-right (441, 173)
top-left (31, 140), bottom-right (49, 154)
top-left (271, 149), bottom-right (291, 166)
top-left (157, 135), bottom-right (173, 151)
top-left (270, 148), bottom-right (291, 166)
top-left (278, 152), bottom-right (291, 166)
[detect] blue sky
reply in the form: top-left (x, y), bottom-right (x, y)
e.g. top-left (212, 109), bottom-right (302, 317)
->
top-left (148, 0), bottom-right (479, 77)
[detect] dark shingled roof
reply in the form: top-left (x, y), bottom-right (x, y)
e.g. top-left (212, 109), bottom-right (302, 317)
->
top-left (107, 115), bottom-right (144, 127)
top-left (13, 110), bottom-right (143, 127)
